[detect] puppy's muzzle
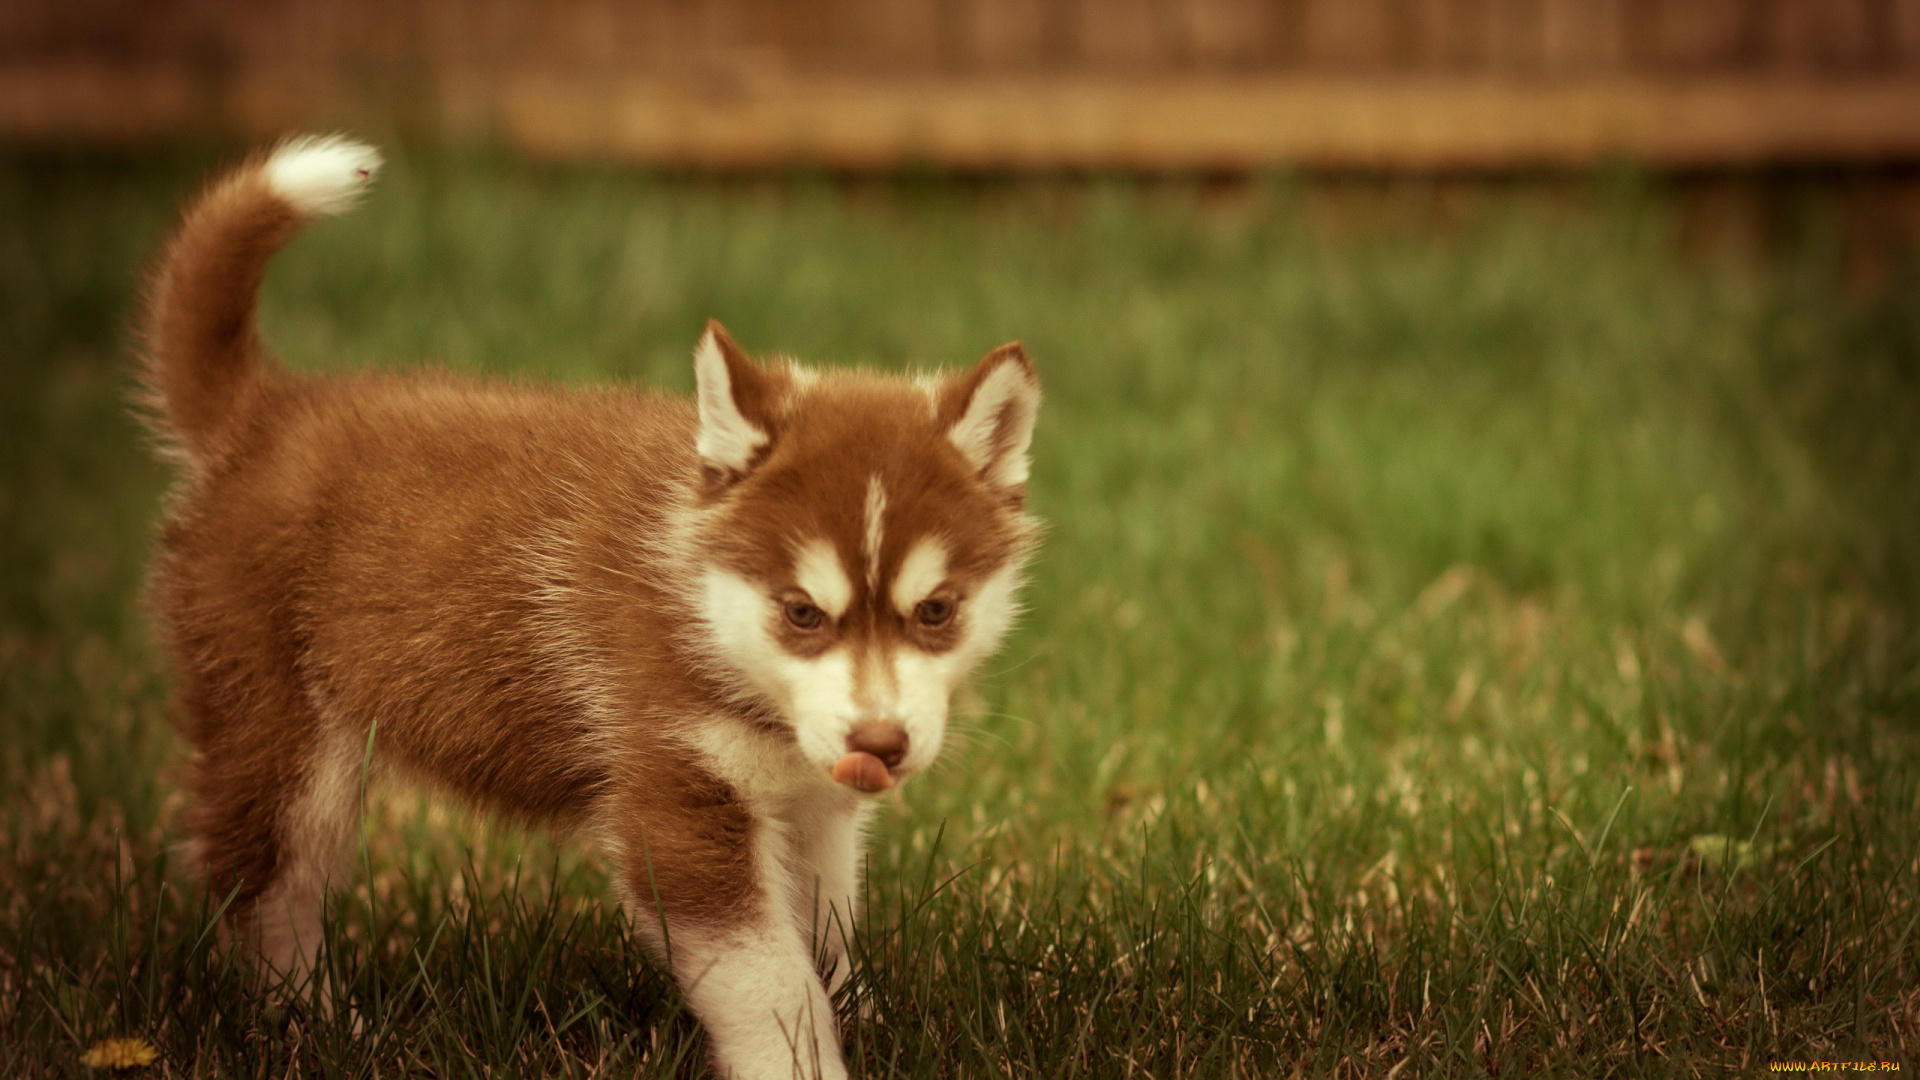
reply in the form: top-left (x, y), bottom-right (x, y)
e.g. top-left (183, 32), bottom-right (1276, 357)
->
top-left (846, 720), bottom-right (909, 769)
top-left (830, 720), bottom-right (910, 793)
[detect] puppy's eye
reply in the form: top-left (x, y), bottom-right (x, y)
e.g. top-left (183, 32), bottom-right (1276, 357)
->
top-left (915, 598), bottom-right (956, 627)
top-left (784, 600), bottom-right (826, 630)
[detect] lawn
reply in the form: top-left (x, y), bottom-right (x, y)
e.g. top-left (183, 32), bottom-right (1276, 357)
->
top-left (2, 146), bottom-right (1917, 1077)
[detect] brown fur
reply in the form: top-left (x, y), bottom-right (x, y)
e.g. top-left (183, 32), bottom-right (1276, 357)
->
top-left (143, 157), bottom-right (300, 465)
top-left (138, 147), bottom-right (1038, 974)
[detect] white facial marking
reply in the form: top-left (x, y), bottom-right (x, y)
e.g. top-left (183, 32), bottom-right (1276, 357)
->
top-left (701, 567), bottom-right (776, 663)
top-left (948, 358), bottom-right (1041, 491)
top-left (700, 567), bottom-right (860, 769)
top-left (889, 649), bottom-right (955, 773)
top-left (694, 330), bottom-right (769, 475)
top-left (698, 554), bottom-right (1026, 788)
top-left (789, 652), bottom-right (860, 765)
top-left (793, 539), bottom-right (852, 619)
top-left (863, 474), bottom-right (886, 592)
top-left (956, 561), bottom-right (1025, 668)
top-left (890, 537), bottom-right (950, 615)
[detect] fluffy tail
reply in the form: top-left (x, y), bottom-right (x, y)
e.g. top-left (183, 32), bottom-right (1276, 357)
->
top-left (142, 134), bottom-right (381, 462)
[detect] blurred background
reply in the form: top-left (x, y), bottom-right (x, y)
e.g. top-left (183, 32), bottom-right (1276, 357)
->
top-left (5, 0), bottom-right (1920, 167)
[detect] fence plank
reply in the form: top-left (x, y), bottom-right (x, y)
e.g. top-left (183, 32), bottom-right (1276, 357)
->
top-left (4, 0), bottom-right (1920, 164)
top-left (489, 73), bottom-right (1920, 166)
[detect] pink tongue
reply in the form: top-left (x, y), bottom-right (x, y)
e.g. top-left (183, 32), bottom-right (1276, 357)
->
top-left (832, 751), bottom-right (894, 793)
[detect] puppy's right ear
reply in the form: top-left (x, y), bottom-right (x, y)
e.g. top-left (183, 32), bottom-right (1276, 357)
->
top-left (694, 320), bottom-right (776, 488)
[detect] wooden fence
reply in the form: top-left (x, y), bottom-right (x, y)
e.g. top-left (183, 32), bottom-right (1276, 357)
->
top-left (5, 0), bottom-right (1920, 166)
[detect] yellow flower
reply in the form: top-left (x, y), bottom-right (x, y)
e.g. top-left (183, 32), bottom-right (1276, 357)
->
top-left (79, 1037), bottom-right (159, 1070)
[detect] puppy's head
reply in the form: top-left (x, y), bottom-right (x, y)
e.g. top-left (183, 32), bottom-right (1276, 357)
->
top-left (689, 321), bottom-right (1040, 788)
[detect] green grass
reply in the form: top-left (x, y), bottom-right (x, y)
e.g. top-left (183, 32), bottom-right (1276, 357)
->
top-left (3, 147), bottom-right (1918, 1077)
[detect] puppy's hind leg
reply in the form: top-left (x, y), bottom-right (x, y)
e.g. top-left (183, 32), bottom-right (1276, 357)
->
top-left (252, 713), bottom-right (369, 989)
top-left (186, 690), bottom-right (367, 992)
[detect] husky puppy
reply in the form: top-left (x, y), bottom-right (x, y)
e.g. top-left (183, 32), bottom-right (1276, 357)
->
top-left (140, 136), bottom-right (1040, 1079)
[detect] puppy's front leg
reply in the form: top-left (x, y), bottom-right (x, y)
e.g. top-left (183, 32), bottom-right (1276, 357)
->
top-left (613, 788), bottom-right (846, 1080)
top-left (671, 906), bottom-right (845, 1080)
top-left (784, 801), bottom-right (872, 997)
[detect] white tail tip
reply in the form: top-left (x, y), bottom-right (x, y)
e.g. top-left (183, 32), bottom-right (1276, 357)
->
top-left (263, 134), bottom-right (382, 216)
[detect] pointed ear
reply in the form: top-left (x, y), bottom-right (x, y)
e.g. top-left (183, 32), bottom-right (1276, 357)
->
top-left (942, 342), bottom-right (1041, 497)
top-left (694, 320), bottom-right (775, 484)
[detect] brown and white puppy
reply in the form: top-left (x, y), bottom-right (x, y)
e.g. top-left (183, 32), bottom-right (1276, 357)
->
top-left (140, 135), bottom-right (1040, 1080)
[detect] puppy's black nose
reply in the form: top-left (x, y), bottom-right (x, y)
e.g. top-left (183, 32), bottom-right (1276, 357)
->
top-left (846, 721), bottom-right (909, 769)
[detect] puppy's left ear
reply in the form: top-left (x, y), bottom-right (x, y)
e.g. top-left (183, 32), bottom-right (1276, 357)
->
top-left (694, 320), bottom-right (778, 487)
top-left (942, 342), bottom-right (1041, 499)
